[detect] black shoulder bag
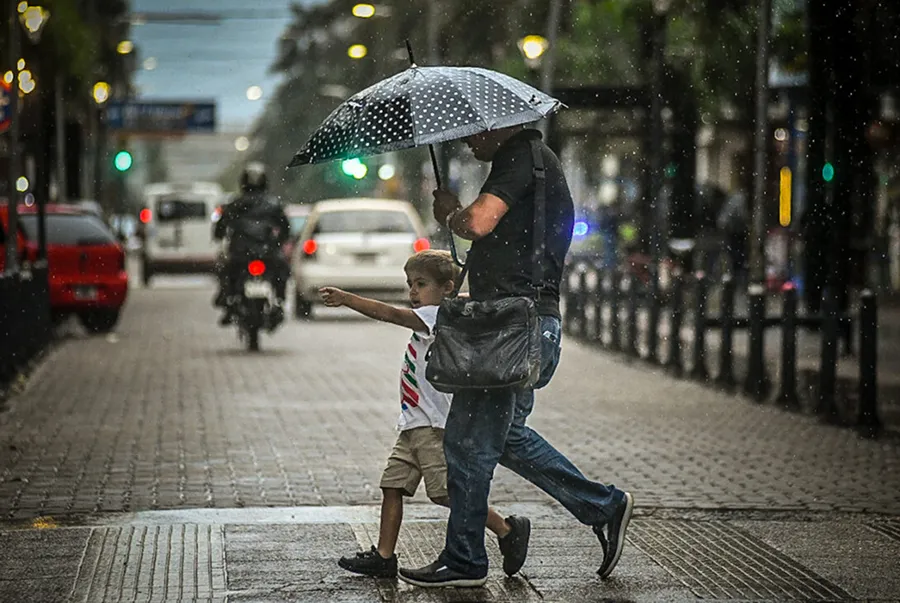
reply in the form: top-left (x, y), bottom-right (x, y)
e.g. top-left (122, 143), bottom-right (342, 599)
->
top-left (425, 138), bottom-right (546, 393)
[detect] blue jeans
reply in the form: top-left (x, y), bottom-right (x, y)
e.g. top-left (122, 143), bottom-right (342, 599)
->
top-left (438, 315), bottom-right (624, 576)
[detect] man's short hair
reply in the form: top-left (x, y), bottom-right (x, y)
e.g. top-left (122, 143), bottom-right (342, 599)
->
top-left (404, 250), bottom-right (461, 285)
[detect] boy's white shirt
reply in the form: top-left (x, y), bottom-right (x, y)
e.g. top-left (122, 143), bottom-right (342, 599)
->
top-left (398, 305), bottom-right (450, 431)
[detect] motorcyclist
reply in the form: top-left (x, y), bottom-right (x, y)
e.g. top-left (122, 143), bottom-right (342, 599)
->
top-left (213, 162), bottom-right (291, 326)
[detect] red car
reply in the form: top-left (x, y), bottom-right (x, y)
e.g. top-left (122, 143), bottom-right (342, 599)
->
top-left (0, 203), bottom-right (129, 333)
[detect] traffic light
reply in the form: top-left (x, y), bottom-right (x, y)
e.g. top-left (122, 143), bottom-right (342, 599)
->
top-left (114, 150), bottom-right (133, 172)
top-left (822, 162), bottom-right (834, 182)
top-left (341, 157), bottom-right (367, 180)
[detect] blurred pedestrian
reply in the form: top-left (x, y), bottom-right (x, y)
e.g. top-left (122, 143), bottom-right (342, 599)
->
top-left (320, 250), bottom-right (525, 580)
top-left (398, 126), bottom-right (634, 588)
top-left (717, 190), bottom-right (750, 283)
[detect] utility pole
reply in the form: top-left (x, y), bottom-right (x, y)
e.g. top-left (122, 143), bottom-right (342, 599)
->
top-left (749, 0), bottom-right (772, 286)
top-left (744, 0), bottom-right (773, 401)
top-left (6, 0), bottom-right (21, 274)
top-left (54, 71), bottom-right (67, 203)
top-left (537, 0), bottom-right (562, 138)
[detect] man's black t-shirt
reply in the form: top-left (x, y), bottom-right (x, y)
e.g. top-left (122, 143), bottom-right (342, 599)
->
top-left (466, 129), bottom-right (574, 319)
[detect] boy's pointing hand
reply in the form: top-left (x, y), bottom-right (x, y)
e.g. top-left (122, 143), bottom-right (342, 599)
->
top-left (319, 287), bottom-right (348, 307)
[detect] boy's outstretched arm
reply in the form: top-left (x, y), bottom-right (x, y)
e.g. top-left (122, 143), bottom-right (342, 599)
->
top-left (319, 287), bottom-right (427, 332)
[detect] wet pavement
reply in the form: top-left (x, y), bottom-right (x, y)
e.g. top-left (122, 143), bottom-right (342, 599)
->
top-left (2, 504), bottom-right (899, 602)
top-left (1, 276), bottom-right (899, 601)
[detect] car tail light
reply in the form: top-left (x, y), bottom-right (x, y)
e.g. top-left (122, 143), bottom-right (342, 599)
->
top-left (248, 260), bottom-right (266, 276)
top-left (302, 239), bottom-right (318, 256)
top-left (139, 208), bottom-right (152, 224)
top-left (413, 238), bottom-right (430, 253)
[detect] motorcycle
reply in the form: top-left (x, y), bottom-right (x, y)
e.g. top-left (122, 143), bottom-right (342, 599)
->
top-left (229, 255), bottom-right (284, 351)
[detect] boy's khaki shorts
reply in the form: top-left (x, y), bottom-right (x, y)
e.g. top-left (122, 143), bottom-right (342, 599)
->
top-left (380, 426), bottom-right (448, 499)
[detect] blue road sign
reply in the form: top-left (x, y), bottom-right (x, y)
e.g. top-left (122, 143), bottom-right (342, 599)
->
top-left (106, 100), bottom-right (216, 133)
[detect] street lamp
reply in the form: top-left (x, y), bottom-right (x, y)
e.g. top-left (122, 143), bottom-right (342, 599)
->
top-left (92, 81), bottom-right (110, 104)
top-left (517, 35), bottom-right (548, 69)
top-left (352, 3), bottom-right (375, 18)
top-left (19, 4), bottom-right (49, 42)
top-left (348, 44), bottom-right (368, 59)
top-left (246, 85), bottom-right (263, 101)
top-left (652, 0), bottom-right (673, 15)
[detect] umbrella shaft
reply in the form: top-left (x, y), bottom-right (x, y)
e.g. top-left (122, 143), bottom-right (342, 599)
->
top-left (429, 144), bottom-right (443, 190)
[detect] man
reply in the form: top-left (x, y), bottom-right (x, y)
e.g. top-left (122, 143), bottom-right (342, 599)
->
top-left (398, 125), bottom-right (634, 588)
top-left (213, 162), bottom-right (291, 326)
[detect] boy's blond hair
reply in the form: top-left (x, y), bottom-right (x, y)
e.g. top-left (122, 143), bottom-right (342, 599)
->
top-left (404, 249), bottom-right (461, 285)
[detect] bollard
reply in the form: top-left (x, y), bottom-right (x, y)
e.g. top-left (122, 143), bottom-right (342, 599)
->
top-left (778, 283), bottom-right (800, 411)
top-left (715, 275), bottom-right (737, 391)
top-left (665, 269), bottom-right (685, 376)
top-left (609, 270), bottom-right (622, 352)
top-left (578, 268), bottom-right (589, 340)
top-left (857, 290), bottom-right (881, 438)
top-left (816, 287), bottom-right (840, 423)
top-left (626, 273), bottom-right (639, 358)
top-left (689, 272), bottom-right (709, 381)
top-left (743, 283), bottom-right (770, 401)
top-left (593, 268), bottom-right (605, 344)
top-left (646, 262), bottom-right (661, 364)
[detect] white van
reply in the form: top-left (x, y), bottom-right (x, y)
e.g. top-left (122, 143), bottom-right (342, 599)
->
top-left (138, 182), bottom-right (224, 286)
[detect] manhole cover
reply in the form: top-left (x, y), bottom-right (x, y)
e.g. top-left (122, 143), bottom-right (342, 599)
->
top-left (71, 524), bottom-right (227, 603)
top-left (629, 520), bottom-right (851, 601)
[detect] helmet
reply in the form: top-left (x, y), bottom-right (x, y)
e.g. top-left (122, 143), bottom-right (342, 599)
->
top-left (239, 162), bottom-right (268, 193)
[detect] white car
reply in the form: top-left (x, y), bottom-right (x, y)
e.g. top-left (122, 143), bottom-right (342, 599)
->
top-left (138, 182), bottom-right (225, 286)
top-left (291, 198), bottom-right (430, 319)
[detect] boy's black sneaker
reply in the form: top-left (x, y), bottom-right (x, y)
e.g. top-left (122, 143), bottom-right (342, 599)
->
top-left (398, 560), bottom-right (487, 588)
top-left (338, 546), bottom-right (397, 578)
top-left (498, 515), bottom-right (531, 576)
top-left (596, 491), bottom-right (634, 579)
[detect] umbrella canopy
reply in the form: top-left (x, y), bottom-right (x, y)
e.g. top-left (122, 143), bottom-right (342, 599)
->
top-left (288, 65), bottom-right (562, 168)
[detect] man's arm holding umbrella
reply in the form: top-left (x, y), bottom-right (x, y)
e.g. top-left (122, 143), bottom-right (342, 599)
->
top-left (433, 190), bottom-right (508, 241)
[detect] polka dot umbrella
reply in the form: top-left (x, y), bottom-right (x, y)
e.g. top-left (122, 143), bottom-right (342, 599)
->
top-left (287, 61), bottom-right (563, 185)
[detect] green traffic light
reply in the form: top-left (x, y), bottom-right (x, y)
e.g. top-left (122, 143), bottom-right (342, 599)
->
top-left (341, 158), bottom-right (367, 179)
top-left (114, 150), bottom-right (133, 172)
top-left (822, 162), bottom-right (834, 182)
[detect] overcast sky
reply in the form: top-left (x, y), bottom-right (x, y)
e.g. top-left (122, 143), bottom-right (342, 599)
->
top-left (129, 0), bottom-right (318, 132)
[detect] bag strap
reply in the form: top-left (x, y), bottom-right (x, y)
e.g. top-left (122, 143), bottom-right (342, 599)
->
top-left (529, 138), bottom-right (546, 295)
top-left (450, 136), bottom-right (547, 299)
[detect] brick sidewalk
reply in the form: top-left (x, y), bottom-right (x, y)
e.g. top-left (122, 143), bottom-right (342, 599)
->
top-left (0, 284), bottom-right (898, 521)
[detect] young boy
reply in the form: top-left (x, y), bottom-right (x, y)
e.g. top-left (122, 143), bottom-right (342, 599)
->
top-left (320, 249), bottom-right (531, 579)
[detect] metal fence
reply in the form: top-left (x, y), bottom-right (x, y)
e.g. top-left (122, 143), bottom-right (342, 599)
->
top-left (0, 267), bottom-right (51, 395)
top-left (561, 260), bottom-right (882, 438)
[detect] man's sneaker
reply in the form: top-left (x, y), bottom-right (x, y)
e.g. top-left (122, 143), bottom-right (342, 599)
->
top-left (596, 491), bottom-right (634, 579)
top-left (498, 515), bottom-right (531, 576)
top-left (398, 560), bottom-right (487, 588)
top-left (338, 546), bottom-right (397, 578)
